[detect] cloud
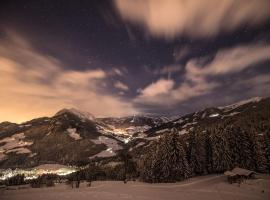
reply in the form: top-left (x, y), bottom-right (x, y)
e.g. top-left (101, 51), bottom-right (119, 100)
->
top-left (235, 74), bottom-right (270, 96)
top-left (135, 42), bottom-right (270, 105)
top-left (112, 68), bottom-right (124, 76)
top-left (173, 46), bottom-right (190, 61)
top-left (135, 79), bottom-right (174, 105)
top-left (154, 65), bottom-right (181, 75)
top-left (114, 0), bottom-right (270, 39)
top-left (0, 31), bottom-right (137, 123)
top-left (114, 81), bottom-right (129, 91)
top-left (185, 43), bottom-right (270, 78)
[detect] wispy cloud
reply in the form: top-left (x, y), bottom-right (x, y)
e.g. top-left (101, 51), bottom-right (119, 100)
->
top-left (114, 0), bottom-right (270, 39)
top-left (112, 68), bottom-right (124, 76)
top-left (135, 79), bottom-right (174, 105)
top-left (114, 81), bottom-right (129, 91)
top-left (234, 74), bottom-right (270, 96)
top-left (185, 43), bottom-right (270, 77)
top-left (173, 47), bottom-right (190, 61)
top-left (135, 42), bottom-right (270, 105)
top-left (0, 30), bottom-right (137, 123)
top-left (153, 65), bottom-right (182, 75)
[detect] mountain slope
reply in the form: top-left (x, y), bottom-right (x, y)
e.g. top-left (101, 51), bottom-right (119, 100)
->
top-left (0, 110), bottom-right (121, 168)
top-left (128, 97), bottom-right (270, 160)
top-left (0, 97), bottom-right (269, 170)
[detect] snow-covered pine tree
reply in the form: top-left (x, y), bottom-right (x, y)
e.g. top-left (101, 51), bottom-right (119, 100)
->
top-left (263, 126), bottom-right (270, 172)
top-left (227, 126), bottom-right (257, 170)
top-left (139, 142), bottom-right (157, 182)
top-left (209, 125), bottom-right (231, 173)
top-left (139, 128), bottom-right (190, 182)
top-left (249, 127), bottom-right (268, 172)
top-left (187, 130), bottom-right (207, 175)
top-left (158, 128), bottom-right (190, 182)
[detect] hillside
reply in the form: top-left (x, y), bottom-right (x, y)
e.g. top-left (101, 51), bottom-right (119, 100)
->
top-left (0, 97), bottom-right (270, 172)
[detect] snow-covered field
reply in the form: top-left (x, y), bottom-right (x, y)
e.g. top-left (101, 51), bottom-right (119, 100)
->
top-left (0, 133), bottom-right (33, 160)
top-left (90, 136), bottom-right (122, 158)
top-left (1, 174), bottom-right (270, 200)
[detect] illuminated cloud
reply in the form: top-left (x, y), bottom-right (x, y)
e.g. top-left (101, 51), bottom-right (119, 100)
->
top-left (135, 42), bottom-right (270, 105)
top-left (112, 68), bottom-right (124, 76)
top-left (154, 65), bottom-right (181, 75)
top-left (135, 79), bottom-right (174, 105)
top-left (114, 81), bottom-right (129, 91)
top-left (0, 31), bottom-right (137, 123)
top-left (185, 43), bottom-right (270, 77)
top-left (114, 0), bottom-right (270, 39)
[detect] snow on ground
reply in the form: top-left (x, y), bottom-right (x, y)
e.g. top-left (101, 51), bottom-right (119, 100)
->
top-left (6, 147), bottom-right (31, 154)
top-left (136, 133), bottom-right (147, 138)
top-left (0, 133), bottom-right (33, 160)
top-left (19, 124), bottom-right (32, 128)
top-left (90, 136), bottom-right (122, 158)
top-left (146, 136), bottom-right (161, 141)
top-left (209, 113), bottom-right (220, 118)
top-left (129, 142), bottom-right (145, 151)
top-left (174, 118), bottom-right (184, 124)
top-left (1, 174), bottom-right (270, 200)
top-left (156, 128), bottom-right (169, 134)
top-left (67, 128), bottom-right (82, 140)
top-left (90, 148), bottom-right (116, 158)
top-left (227, 111), bottom-right (241, 116)
top-left (179, 129), bottom-right (189, 135)
top-left (219, 97), bottom-right (263, 111)
top-left (134, 142), bottom-right (145, 148)
top-left (222, 111), bottom-right (241, 118)
top-left (182, 121), bottom-right (197, 128)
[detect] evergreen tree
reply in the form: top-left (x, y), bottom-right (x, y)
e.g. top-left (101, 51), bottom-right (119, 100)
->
top-left (262, 126), bottom-right (270, 172)
top-left (209, 126), bottom-right (231, 173)
top-left (248, 128), bottom-right (267, 172)
top-left (187, 131), bottom-right (207, 175)
top-left (140, 128), bottom-right (190, 182)
top-left (205, 131), bottom-right (213, 173)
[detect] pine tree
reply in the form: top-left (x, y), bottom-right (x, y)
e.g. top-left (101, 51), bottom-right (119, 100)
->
top-left (263, 127), bottom-right (270, 172)
top-left (139, 128), bottom-right (190, 182)
top-left (139, 143), bottom-right (158, 182)
top-left (204, 130), bottom-right (213, 173)
top-left (187, 131), bottom-right (207, 175)
top-left (210, 126), bottom-right (231, 173)
top-left (227, 125), bottom-right (266, 171)
top-left (259, 124), bottom-right (270, 172)
top-left (248, 128), bottom-right (267, 172)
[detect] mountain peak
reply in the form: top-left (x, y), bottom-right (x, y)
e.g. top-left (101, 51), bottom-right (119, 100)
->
top-left (55, 108), bottom-right (95, 120)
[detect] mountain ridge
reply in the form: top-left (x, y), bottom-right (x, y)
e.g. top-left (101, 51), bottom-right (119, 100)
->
top-left (0, 96), bottom-right (269, 169)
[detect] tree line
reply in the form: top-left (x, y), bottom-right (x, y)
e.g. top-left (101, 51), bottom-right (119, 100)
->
top-left (138, 123), bottom-right (270, 183)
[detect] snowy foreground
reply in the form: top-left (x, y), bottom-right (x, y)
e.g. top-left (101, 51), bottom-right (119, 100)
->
top-left (1, 174), bottom-right (270, 200)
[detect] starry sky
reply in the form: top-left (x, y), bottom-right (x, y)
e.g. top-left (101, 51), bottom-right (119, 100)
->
top-left (0, 0), bottom-right (270, 123)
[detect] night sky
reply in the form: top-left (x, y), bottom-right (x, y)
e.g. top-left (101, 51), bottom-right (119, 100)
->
top-left (0, 0), bottom-right (270, 123)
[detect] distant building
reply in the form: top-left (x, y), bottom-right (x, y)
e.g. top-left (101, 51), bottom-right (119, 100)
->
top-left (224, 167), bottom-right (256, 184)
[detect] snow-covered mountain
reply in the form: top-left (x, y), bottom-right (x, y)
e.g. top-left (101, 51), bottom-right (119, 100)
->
top-left (128, 97), bottom-right (270, 155)
top-left (142, 97), bottom-right (266, 137)
top-left (218, 96), bottom-right (263, 111)
top-left (55, 108), bottom-right (95, 121)
top-left (0, 96), bottom-right (269, 169)
top-left (0, 108), bottom-right (169, 168)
